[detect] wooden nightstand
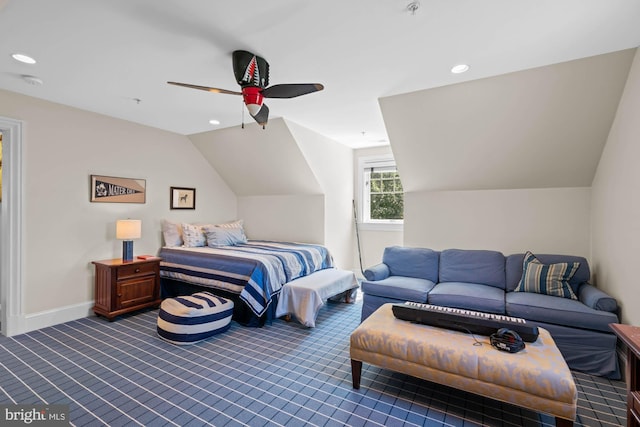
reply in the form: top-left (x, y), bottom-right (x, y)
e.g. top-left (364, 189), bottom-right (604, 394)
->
top-left (92, 257), bottom-right (162, 321)
top-left (611, 323), bottom-right (640, 426)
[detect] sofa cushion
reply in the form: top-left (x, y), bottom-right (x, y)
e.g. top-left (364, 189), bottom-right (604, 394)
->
top-left (363, 263), bottom-right (390, 281)
top-left (428, 282), bottom-right (505, 314)
top-left (506, 253), bottom-right (589, 293)
top-left (361, 276), bottom-right (434, 303)
top-left (505, 291), bottom-right (618, 333)
top-left (514, 251), bottom-right (579, 300)
top-left (579, 283), bottom-right (618, 313)
top-left (439, 249), bottom-right (506, 290)
top-left (382, 246), bottom-right (439, 282)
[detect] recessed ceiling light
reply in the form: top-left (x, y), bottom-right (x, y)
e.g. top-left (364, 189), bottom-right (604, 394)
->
top-left (451, 64), bottom-right (470, 74)
top-left (12, 53), bottom-right (36, 64)
top-left (209, 119), bottom-right (220, 125)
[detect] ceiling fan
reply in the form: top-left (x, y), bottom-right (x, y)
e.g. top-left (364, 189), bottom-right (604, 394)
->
top-left (168, 50), bottom-right (324, 128)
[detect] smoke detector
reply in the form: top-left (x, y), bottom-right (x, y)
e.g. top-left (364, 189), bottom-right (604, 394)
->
top-left (22, 75), bottom-right (43, 86)
top-left (406, 1), bottom-right (420, 15)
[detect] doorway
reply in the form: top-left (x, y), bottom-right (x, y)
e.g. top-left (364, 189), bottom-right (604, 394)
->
top-left (0, 131), bottom-right (3, 331)
top-left (0, 117), bottom-right (23, 337)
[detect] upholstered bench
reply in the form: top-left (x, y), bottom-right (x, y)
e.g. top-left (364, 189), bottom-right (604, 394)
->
top-left (350, 304), bottom-right (577, 426)
top-left (157, 292), bottom-right (234, 345)
top-left (276, 268), bottom-right (358, 327)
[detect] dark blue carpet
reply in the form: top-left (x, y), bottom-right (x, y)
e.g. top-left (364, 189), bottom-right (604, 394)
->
top-left (0, 297), bottom-right (626, 426)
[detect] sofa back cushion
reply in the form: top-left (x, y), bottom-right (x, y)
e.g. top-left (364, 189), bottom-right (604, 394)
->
top-left (506, 253), bottom-right (590, 293)
top-left (439, 249), bottom-right (506, 290)
top-left (382, 246), bottom-right (439, 282)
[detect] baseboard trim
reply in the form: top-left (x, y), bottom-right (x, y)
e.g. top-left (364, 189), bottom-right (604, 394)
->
top-left (15, 301), bottom-right (94, 336)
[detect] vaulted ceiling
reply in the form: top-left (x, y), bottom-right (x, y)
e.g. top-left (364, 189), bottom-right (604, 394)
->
top-left (189, 118), bottom-right (324, 197)
top-left (381, 49), bottom-right (636, 192)
top-left (1, 0), bottom-right (639, 148)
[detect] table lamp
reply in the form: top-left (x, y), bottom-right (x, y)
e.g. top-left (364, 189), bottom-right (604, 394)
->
top-left (116, 219), bottom-right (141, 262)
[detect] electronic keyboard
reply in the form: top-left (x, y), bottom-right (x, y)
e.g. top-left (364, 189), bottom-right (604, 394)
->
top-left (391, 302), bottom-right (539, 342)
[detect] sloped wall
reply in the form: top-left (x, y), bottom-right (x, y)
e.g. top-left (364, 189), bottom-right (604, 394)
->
top-left (189, 119), bottom-right (325, 245)
top-left (381, 49), bottom-right (634, 193)
top-left (188, 119), bottom-right (322, 196)
top-left (285, 120), bottom-right (354, 270)
top-left (189, 118), bottom-right (354, 270)
top-left (380, 50), bottom-right (634, 257)
top-left (591, 48), bottom-right (640, 325)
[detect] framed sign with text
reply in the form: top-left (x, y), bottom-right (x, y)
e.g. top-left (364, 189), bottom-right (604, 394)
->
top-left (90, 175), bottom-right (146, 203)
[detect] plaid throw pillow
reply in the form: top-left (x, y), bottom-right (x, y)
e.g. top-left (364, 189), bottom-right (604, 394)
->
top-left (515, 251), bottom-right (579, 300)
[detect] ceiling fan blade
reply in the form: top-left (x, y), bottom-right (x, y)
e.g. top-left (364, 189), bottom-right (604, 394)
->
top-left (232, 50), bottom-right (270, 88)
top-left (167, 81), bottom-right (242, 95)
top-left (250, 103), bottom-right (269, 126)
top-left (262, 83), bottom-right (324, 99)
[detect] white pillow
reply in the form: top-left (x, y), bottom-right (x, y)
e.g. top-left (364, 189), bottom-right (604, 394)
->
top-left (161, 220), bottom-right (183, 247)
top-left (202, 225), bottom-right (247, 247)
top-left (181, 223), bottom-right (206, 247)
top-left (215, 219), bottom-right (244, 229)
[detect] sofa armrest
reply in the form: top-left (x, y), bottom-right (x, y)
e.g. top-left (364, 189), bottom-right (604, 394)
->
top-left (579, 283), bottom-right (618, 313)
top-left (363, 263), bottom-right (390, 281)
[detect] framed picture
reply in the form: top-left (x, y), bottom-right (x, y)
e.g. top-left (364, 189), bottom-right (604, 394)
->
top-left (170, 187), bottom-right (196, 210)
top-left (90, 175), bottom-right (146, 203)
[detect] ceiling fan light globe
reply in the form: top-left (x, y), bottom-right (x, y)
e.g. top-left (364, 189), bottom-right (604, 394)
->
top-left (246, 103), bottom-right (262, 117)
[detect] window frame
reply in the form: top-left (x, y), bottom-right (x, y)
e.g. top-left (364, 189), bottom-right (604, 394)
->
top-left (357, 155), bottom-right (404, 231)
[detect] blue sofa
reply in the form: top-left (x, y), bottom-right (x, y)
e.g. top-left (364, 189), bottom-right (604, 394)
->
top-left (361, 246), bottom-right (620, 378)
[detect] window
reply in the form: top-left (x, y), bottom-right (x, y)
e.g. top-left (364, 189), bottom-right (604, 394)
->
top-left (358, 156), bottom-right (404, 228)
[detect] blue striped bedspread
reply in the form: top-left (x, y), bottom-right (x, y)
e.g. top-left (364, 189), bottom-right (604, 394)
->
top-left (159, 241), bottom-right (334, 317)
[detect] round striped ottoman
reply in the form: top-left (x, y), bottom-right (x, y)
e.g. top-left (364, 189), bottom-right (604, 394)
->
top-left (157, 292), bottom-right (234, 345)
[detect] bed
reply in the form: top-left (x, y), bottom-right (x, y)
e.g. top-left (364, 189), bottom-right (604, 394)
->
top-left (159, 240), bottom-right (345, 326)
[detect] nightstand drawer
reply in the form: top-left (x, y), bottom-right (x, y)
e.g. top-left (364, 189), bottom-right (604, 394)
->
top-left (117, 261), bottom-right (157, 279)
top-left (632, 391), bottom-right (640, 417)
top-left (117, 276), bottom-right (157, 309)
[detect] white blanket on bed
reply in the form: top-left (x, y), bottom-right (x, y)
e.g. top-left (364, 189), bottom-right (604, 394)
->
top-left (276, 268), bottom-right (358, 327)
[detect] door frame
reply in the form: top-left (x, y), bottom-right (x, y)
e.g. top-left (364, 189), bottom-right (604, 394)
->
top-left (0, 116), bottom-right (24, 337)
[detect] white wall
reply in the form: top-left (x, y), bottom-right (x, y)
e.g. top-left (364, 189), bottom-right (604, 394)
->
top-left (286, 120), bottom-right (354, 270)
top-left (0, 131), bottom-right (2, 319)
top-left (591, 48), bottom-right (640, 325)
top-left (189, 120), bottom-right (323, 197)
top-left (0, 131), bottom-right (2, 241)
top-left (380, 50), bottom-right (634, 193)
top-left (191, 118), bottom-right (355, 270)
top-left (238, 194), bottom-right (325, 244)
top-left (404, 188), bottom-right (592, 258)
top-left (0, 89), bottom-right (237, 332)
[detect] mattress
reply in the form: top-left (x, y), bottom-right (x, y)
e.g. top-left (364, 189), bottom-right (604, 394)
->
top-left (159, 241), bottom-right (334, 317)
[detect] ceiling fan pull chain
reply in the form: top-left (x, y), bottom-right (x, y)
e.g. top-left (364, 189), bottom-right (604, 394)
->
top-left (241, 98), bottom-right (245, 129)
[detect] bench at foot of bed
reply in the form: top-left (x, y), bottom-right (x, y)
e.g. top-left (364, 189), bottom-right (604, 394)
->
top-left (276, 268), bottom-right (358, 327)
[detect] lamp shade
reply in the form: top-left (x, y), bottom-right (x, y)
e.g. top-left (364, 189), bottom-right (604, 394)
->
top-left (116, 219), bottom-right (141, 240)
